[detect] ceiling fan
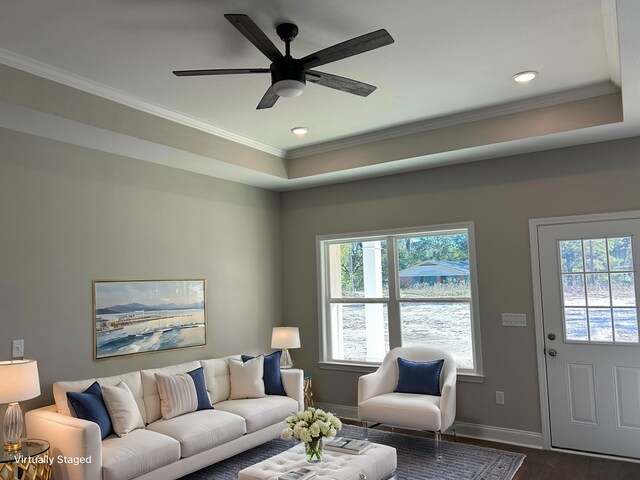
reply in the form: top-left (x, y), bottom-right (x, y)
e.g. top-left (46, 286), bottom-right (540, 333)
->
top-left (173, 14), bottom-right (394, 109)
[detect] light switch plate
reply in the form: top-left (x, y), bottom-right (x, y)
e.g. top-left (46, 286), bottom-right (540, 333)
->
top-left (502, 313), bottom-right (527, 327)
top-left (12, 339), bottom-right (24, 359)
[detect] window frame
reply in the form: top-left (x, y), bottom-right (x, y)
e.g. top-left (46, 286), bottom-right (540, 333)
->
top-left (316, 221), bottom-right (483, 378)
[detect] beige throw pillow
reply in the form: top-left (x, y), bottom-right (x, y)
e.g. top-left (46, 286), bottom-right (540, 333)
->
top-left (101, 381), bottom-right (144, 437)
top-left (229, 356), bottom-right (265, 400)
top-left (155, 372), bottom-right (198, 420)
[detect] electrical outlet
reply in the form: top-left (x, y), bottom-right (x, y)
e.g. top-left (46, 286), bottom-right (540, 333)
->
top-left (12, 339), bottom-right (24, 359)
top-left (496, 390), bottom-right (505, 405)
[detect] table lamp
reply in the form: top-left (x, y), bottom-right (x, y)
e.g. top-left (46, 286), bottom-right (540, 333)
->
top-left (0, 359), bottom-right (41, 451)
top-left (271, 327), bottom-right (301, 369)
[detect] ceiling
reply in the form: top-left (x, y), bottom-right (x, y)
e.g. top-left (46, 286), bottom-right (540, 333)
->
top-left (1, 0), bottom-right (639, 190)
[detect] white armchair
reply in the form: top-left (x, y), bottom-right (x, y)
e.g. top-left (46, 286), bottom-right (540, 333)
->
top-left (358, 346), bottom-right (456, 458)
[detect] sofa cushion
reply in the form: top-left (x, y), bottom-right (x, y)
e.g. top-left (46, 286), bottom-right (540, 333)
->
top-left (358, 392), bottom-right (442, 431)
top-left (66, 381), bottom-right (113, 439)
top-left (395, 357), bottom-right (444, 396)
top-left (201, 357), bottom-right (232, 404)
top-left (215, 396), bottom-right (299, 433)
top-left (140, 360), bottom-right (202, 423)
top-left (229, 356), bottom-right (265, 400)
top-left (146, 409), bottom-right (246, 458)
top-left (102, 428), bottom-right (180, 480)
top-left (242, 351), bottom-right (287, 396)
top-left (102, 381), bottom-right (145, 437)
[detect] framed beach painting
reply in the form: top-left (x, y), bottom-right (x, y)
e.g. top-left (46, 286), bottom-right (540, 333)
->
top-left (93, 279), bottom-right (206, 359)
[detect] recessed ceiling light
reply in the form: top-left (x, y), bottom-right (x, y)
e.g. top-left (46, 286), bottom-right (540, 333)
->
top-left (291, 127), bottom-right (308, 135)
top-left (512, 71), bottom-right (538, 83)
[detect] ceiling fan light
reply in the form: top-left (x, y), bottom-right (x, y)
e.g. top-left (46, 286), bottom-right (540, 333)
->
top-left (273, 79), bottom-right (305, 98)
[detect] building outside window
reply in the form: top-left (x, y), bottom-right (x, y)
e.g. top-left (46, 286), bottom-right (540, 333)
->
top-left (317, 222), bottom-right (482, 375)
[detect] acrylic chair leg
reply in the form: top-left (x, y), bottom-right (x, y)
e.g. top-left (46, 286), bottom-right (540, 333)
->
top-left (362, 420), bottom-right (369, 440)
top-left (435, 431), bottom-right (442, 461)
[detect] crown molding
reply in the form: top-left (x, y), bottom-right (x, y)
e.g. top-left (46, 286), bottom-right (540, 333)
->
top-left (285, 81), bottom-right (620, 159)
top-left (0, 47), bottom-right (286, 158)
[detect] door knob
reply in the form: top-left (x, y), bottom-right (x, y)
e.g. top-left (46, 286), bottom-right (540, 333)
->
top-left (548, 348), bottom-right (557, 357)
top-left (547, 333), bottom-right (556, 340)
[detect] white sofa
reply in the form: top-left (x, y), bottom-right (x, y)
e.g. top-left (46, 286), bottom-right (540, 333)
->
top-left (25, 356), bottom-right (304, 480)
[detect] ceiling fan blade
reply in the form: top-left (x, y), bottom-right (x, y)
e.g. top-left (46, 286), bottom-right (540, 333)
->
top-left (300, 29), bottom-right (394, 69)
top-left (257, 85), bottom-right (279, 110)
top-left (306, 70), bottom-right (376, 97)
top-left (224, 14), bottom-right (283, 63)
top-left (173, 68), bottom-right (269, 77)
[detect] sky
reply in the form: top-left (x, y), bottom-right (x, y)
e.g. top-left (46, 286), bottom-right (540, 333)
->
top-left (95, 280), bottom-right (205, 309)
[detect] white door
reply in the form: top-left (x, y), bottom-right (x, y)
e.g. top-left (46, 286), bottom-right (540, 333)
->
top-left (537, 218), bottom-right (640, 458)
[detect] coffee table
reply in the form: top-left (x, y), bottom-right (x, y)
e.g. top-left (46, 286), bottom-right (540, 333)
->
top-left (237, 442), bottom-right (396, 480)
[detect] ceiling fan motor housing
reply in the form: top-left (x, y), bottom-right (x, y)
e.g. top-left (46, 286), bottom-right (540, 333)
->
top-left (270, 59), bottom-right (306, 86)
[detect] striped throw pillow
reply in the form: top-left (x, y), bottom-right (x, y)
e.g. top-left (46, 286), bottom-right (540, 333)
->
top-left (155, 372), bottom-right (199, 420)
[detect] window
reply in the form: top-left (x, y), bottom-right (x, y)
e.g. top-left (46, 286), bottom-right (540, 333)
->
top-left (559, 236), bottom-right (639, 343)
top-left (317, 223), bottom-right (482, 375)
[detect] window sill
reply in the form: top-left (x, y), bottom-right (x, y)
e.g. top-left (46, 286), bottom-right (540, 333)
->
top-left (318, 361), bottom-right (484, 383)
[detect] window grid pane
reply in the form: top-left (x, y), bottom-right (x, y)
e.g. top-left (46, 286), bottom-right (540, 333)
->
top-left (559, 237), bottom-right (639, 344)
top-left (400, 302), bottom-right (473, 369)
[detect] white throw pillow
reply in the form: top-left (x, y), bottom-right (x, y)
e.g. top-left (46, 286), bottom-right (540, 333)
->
top-left (229, 356), bottom-right (265, 400)
top-left (101, 381), bottom-right (144, 437)
top-left (155, 372), bottom-right (198, 420)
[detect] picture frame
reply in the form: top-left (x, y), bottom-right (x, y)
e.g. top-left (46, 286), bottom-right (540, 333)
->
top-left (93, 279), bottom-right (206, 360)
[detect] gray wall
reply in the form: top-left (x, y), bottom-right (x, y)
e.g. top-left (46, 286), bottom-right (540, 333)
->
top-left (281, 136), bottom-right (640, 434)
top-left (0, 128), bottom-right (282, 413)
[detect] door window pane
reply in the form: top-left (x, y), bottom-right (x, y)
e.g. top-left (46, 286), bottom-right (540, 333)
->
top-left (585, 273), bottom-right (610, 306)
top-left (611, 273), bottom-right (636, 306)
top-left (562, 274), bottom-right (585, 306)
top-left (564, 308), bottom-right (589, 341)
top-left (613, 309), bottom-right (639, 343)
top-left (329, 303), bottom-right (389, 362)
top-left (583, 239), bottom-right (608, 272)
top-left (560, 240), bottom-right (584, 273)
top-left (608, 237), bottom-right (633, 271)
top-left (589, 308), bottom-right (613, 342)
top-left (400, 302), bottom-right (473, 369)
top-left (397, 233), bottom-right (470, 298)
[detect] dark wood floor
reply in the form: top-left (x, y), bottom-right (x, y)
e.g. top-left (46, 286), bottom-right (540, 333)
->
top-left (342, 419), bottom-right (640, 479)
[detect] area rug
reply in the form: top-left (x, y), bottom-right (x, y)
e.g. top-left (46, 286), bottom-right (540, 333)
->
top-left (183, 425), bottom-right (525, 480)
top-left (181, 424), bottom-right (525, 480)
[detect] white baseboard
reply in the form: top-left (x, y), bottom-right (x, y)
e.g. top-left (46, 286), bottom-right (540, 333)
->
top-left (315, 402), bottom-right (543, 450)
top-left (452, 421), bottom-right (542, 449)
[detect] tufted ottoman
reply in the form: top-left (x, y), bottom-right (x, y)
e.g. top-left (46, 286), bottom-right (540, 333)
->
top-left (237, 442), bottom-right (396, 480)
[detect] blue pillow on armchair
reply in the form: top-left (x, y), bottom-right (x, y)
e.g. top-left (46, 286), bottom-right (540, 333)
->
top-left (394, 357), bottom-right (445, 396)
top-left (241, 351), bottom-right (287, 396)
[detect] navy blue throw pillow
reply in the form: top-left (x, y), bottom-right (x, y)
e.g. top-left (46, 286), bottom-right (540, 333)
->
top-left (187, 367), bottom-right (214, 411)
top-left (67, 381), bottom-right (113, 439)
top-left (241, 351), bottom-right (286, 396)
top-left (394, 357), bottom-right (445, 396)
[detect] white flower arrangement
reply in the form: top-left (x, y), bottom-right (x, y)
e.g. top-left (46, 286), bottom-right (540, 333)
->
top-left (281, 407), bottom-right (342, 444)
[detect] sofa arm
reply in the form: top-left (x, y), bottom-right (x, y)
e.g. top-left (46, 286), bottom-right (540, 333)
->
top-left (280, 368), bottom-right (304, 411)
top-left (357, 370), bottom-right (387, 405)
top-left (25, 405), bottom-right (102, 480)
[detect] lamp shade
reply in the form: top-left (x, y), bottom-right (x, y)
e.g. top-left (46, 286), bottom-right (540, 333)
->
top-left (271, 327), bottom-right (301, 349)
top-left (0, 359), bottom-right (41, 403)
